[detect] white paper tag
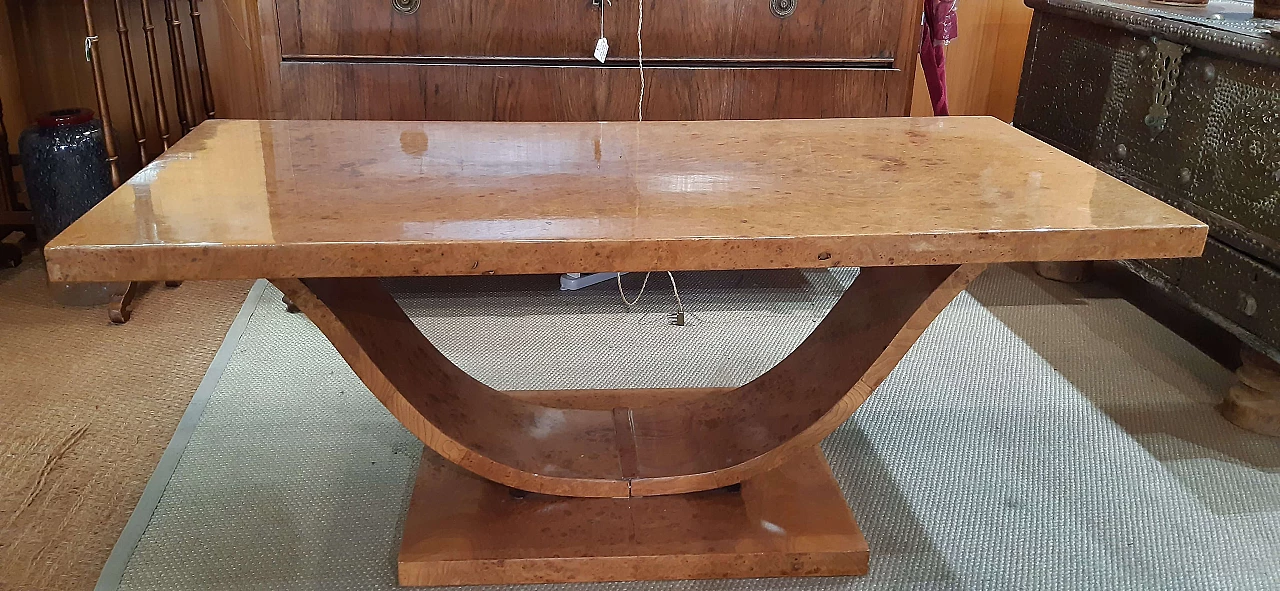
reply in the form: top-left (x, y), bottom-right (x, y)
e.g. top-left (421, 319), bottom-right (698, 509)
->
top-left (594, 37), bottom-right (609, 63)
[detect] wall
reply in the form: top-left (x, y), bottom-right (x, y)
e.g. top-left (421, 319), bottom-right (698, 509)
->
top-left (910, 0), bottom-right (1035, 120)
top-left (0, 6), bottom-right (28, 155)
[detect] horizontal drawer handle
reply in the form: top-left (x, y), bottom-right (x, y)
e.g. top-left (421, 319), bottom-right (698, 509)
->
top-left (393, 0), bottom-right (420, 14)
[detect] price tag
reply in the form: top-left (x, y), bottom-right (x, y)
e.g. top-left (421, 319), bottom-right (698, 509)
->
top-left (594, 37), bottom-right (609, 63)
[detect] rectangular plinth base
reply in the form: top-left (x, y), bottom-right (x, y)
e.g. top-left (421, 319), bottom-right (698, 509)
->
top-left (398, 447), bottom-right (868, 587)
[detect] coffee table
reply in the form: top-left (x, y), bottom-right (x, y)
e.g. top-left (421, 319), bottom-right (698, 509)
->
top-left (46, 117), bottom-right (1206, 587)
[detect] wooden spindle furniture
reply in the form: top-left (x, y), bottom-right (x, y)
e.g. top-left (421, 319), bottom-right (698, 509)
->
top-left (81, 0), bottom-right (121, 188)
top-left (74, 0), bottom-right (213, 322)
top-left (187, 0), bottom-right (215, 119)
top-left (164, 0), bottom-right (197, 136)
top-left (140, 0), bottom-right (174, 151)
top-left (0, 97), bottom-right (22, 225)
top-left (111, 0), bottom-right (148, 164)
top-left (0, 95), bottom-right (31, 268)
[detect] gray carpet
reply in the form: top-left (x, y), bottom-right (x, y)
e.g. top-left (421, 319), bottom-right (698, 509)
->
top-left (104, 265), bottom-right (1280, 590)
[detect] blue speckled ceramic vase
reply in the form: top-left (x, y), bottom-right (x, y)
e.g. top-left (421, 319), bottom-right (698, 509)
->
top-left (19, 108), bottom-right (115, 242)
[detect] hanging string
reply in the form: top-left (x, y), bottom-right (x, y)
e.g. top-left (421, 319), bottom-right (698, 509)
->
top-left (618, 270), bottom-right (690, 317)
top-left (666, 271), bottom-right (684, 315)
top-left (618, 271), bottom-right (652, 307)
top-left (618, 0), bottom-right (691, 323)
top-left (593, 0), bottom-right (611, 63)
top-left (637, 0), bottom-right (645, 121)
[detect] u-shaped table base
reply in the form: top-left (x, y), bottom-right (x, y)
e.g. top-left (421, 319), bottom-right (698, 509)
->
top-left (272, 263), bottom-right (985, 586)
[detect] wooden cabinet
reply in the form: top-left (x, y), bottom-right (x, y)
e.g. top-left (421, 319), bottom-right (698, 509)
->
top-left (277, 0), bottom-right (596, 59)
top-left (209, 0), bottom-right (921, 121)
top-left (276, 0), bottom-right (903, 62)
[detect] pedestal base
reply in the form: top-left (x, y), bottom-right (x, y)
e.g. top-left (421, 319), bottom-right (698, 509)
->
top-left (1033, 261), bottom-right (1093, 283)
top-left (398, 446), bottom-right (869, 587)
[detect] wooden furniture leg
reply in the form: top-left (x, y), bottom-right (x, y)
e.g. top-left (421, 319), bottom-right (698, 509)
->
top-left (271, 264), bottom-right (985, 585)
top-left (1033, 261), bottom-right (1093, 283)
top-left (108, 281), bottom-right (139, 324)
top-left (85, 0), bottom-right (202, 323)
top-left (1222, 347), bottom-right (1280, 437)
top-left (80, 0), bottom-right (121, 187)
top-left (0, 231), bottom-right (22, 268)
top-left (164, 0), bottom-right (197, 135)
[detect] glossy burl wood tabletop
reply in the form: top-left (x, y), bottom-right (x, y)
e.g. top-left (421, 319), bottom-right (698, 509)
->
top-left (45, 117), bottom-right (1206, 282)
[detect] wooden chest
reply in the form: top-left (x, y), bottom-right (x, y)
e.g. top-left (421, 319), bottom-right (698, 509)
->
top-left (1014, 0), bottom-right (1280, 357)
top-left (207, 0), bottom-right (922, 121)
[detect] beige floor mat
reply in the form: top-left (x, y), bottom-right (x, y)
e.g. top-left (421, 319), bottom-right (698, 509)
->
top-left (106, 266), bottom-right (1280, 590)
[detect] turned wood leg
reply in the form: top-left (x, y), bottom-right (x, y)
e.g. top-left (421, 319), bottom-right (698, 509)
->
top-left (1222, 347), bottom-right (1280, 437)
top-left (272, 264), bottom-right (986, 586)
top-left (108, 281), bottom-right (139, 324)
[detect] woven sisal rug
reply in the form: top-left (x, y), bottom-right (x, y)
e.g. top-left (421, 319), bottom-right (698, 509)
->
top-left (99, 265), bottom-right (1279, 590)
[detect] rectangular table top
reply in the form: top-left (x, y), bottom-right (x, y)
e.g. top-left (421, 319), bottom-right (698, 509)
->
top-left (45, 117), bottom-right (1206, 283)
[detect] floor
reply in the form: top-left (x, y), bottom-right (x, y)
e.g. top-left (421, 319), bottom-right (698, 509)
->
top-left (99, 266), bottom-right (1277, 590)
top-left (0, 254), bottom-right (250, 591)
top-left (0, 258), bottom-right (1270, 590)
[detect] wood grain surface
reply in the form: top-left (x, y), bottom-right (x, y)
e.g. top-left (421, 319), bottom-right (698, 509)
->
top-left (45, 118), bottom-right (1205, 283)
top-left (276, 0), bottom-right (905, 62)
top-left (397, 446), bottom-right (868, 586)
top-left (276, 62), bottom-right (909, 121)
top-left (269, 264), bottom-right (980, 497)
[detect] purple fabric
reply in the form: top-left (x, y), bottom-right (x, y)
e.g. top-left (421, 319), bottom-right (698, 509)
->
top-left (925, 0), bottom-right (959, 44)
top-left (920, 0), bottom-right (958, 116)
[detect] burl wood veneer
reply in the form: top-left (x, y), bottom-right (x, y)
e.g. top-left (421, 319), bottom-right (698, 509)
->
top-left (44, 117), bottom-right (1205, 283)
top-left (270, 263), bottom-right (982, 497)
top-left (398, 446), bottom-right (868, 586)
top-left (45, 117), bottom-right (1208, 586)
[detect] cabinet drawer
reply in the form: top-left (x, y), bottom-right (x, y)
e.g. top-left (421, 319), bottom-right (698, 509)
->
top-left (276, 0), bottom-right (906, 63)
top-left (602, 0), bottom-right (904, 62)
top-left (279, 62), bottom-right (909, 120)
top-left (277, 0), bottom-right (596, 59)
top-left (1177, 238), bottom-right (1280, 350)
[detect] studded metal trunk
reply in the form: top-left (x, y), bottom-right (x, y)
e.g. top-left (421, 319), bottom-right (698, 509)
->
top-left (1014, 0), bottom-right (1280, 357)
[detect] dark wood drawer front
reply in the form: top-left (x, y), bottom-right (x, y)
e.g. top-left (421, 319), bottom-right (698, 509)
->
top-left (276, 0), bottom-right (902, 62)
top-left (602, 0), bottom-right (903, 61)
top-left (277, 0), bottom-right (595, 58)
top-left (1178, 238), bottom-right (1280, 349)
top-left (279, 62), bottom-right (909, 120)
